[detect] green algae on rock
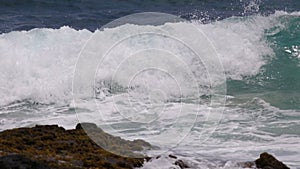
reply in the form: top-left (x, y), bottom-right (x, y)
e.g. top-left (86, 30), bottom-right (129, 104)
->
top-left (0, 123), bottom-right (152, 169)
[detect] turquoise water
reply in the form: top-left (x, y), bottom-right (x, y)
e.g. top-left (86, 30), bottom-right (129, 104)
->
top-left (228, 14), bottom-right (300, 110)
top-left (0, 1), bottom-right (299, 168)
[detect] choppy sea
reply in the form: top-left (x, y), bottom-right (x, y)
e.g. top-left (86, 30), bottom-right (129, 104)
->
top-left (0, 0), bottom-right (300, 168)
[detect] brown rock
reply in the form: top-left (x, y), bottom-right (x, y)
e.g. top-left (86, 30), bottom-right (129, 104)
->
top-left (0, 154), bottom-right (50, 169)
top-left (0, 123), bottom-right (152, 169)
top-left (255, 152), bottom-right (290, 169)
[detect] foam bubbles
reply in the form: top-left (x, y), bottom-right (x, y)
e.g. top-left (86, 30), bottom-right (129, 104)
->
top-left (0, 12), bottom-right (287, 105)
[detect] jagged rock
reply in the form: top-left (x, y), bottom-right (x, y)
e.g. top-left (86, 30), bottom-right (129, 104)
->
top-left (175, 159), bottom-right (189, 169)
top-left (0, 154), bottom-right (50, 169)
top-left (255, 152), bottom-right (290, 169)
top-left (0, 123), bottom-right (152, 169)
top-left (2, 124), bottom-right (290, 169)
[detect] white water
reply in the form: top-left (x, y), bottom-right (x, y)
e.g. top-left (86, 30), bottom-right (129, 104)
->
top-left (0, 11), bottom-right (283, 105)
top-left (0, 11), bottom-right (300, 168)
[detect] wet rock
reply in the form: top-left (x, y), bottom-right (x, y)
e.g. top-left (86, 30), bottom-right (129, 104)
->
top-left (169, 154), bottom-right (177, 159)
top-left (255, 152), bottom-right (290, 169)
top-left (78, 123), bottom-right (153, 157)
top-left (0, 154), bottom-right (50, 169)
top-left (175, 159), bottom-right (189, 169)
top-left (145, 156), bottom-right (152, 162)
top-left (75, 122), bottom-right (98, 130)
top-left (0, 123), bottom-right (152, 169)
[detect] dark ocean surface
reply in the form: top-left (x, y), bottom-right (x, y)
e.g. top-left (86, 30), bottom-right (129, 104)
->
top-left (0, 0), bottom-right (299, 33)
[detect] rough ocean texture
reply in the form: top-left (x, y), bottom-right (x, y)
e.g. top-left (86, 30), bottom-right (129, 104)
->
top-left (0, 123), bottom-right (290, 169)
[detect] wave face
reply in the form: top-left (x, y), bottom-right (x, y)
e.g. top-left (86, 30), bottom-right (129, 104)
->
top-left (226, 11), bottom-right (300, 110)
top-left (0, 27), bottom-right (92, 105)
top-left (0, 11), bottom-right (300, 168)
top-left (1, 11), bottom-right (295, 105)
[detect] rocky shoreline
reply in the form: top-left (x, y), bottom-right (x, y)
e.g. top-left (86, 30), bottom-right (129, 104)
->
top-left (0, 123), bottom-right (290, 169)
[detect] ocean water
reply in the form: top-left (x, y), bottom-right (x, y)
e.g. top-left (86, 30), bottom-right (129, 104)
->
top-left (0, 0), bottom-right (300, 168)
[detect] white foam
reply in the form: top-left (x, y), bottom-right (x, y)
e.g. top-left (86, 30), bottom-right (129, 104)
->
top-left (1, 10), bottom-right (299, 168)
top-left (0, 12), bottom-right (292, 105)
top-left (0, 27), bottom-right (92, 105)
